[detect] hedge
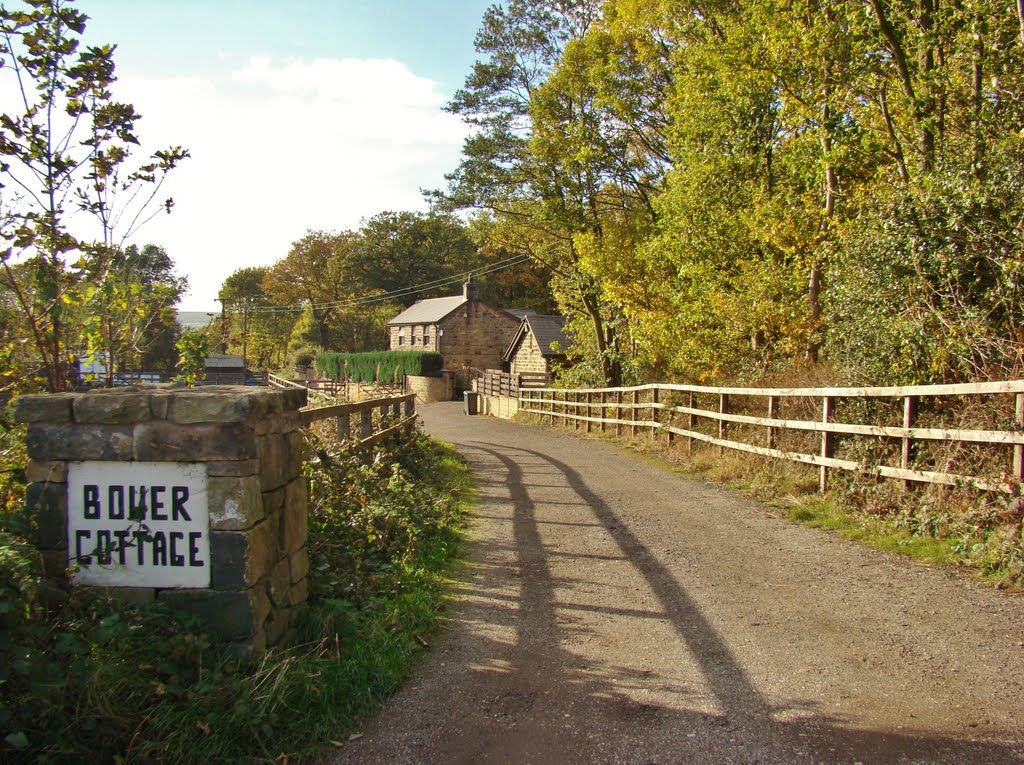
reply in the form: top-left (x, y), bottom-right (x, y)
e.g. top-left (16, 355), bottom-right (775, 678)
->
top-left (315, 351), bottom-right (444, 383)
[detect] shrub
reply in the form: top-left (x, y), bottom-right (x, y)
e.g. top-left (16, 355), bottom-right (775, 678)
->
top-left (316, 351), bottom-right (444, 383)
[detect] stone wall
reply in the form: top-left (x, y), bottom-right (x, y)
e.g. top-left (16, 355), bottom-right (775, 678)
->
top-left (509, 332), bottom-right (550, 377)
top-left (477, 392), bottom-right (520, 420)
top-left (12, 385), bottom-right (310, 655)
top-left (437, 302), bottom-right (520, 380)
top-left (406, 373), bottom-right (454, 403)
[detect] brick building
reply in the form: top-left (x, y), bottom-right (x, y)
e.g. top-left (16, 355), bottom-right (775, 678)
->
top-left (504, 313), bottom-right (571, 379)
top-left (387, 279), bottom-right (520, 388)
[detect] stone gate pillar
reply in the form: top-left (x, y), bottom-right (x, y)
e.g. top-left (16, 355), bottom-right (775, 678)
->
top-left (12, 386), bottom-right (310, 654)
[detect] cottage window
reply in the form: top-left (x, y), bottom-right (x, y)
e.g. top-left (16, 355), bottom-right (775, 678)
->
top-left (397, 329), bottom-right (405, 346)
top-left (424, 327), bottom-right (431, 345)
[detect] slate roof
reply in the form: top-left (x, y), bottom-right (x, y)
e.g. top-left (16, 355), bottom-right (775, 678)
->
top-left (504, 314), bottom-right (571, 360)
top-left (387, 296), bottom-right (468, 325)
top-left (205, 354), bottom-right (245, 369)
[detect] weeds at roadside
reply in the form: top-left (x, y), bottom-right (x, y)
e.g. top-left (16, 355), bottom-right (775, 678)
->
top-left (0, 425), bottom-right (471, 763)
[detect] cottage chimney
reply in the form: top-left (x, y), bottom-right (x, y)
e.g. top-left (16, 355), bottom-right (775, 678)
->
top-left (463, 276), bottom-right (479, 302)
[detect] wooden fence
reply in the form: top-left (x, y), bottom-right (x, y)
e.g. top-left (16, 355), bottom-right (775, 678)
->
top-left (300, 392), bottom-right (417, 449)
top-left (477, 369), bottom-right (553, 397)
top-left (267, 372), bottom-right (335, 405)
top-left (519, 381), bottom-right (1024, 494)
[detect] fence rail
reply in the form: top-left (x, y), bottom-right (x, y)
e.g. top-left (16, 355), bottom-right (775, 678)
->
top-left (301, 392), bottom-right (417, 448)
top-left (477, 369), bottom-right (553, 397)
top-left (519, 381), bottom-right (1024, 494)
top-left (267, 372), bottom-right (335, 404)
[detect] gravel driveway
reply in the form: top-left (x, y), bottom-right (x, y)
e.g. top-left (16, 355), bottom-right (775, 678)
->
top-left (332, 402), bottom-right (1024, 765)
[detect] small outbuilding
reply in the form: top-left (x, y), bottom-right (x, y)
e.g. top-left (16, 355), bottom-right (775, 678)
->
top-left (202, 354), bottom-right (247, 385)
top-left (503, 314), bottom-right (571, 380)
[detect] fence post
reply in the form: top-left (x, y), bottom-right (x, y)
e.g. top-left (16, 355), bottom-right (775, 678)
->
top-left (663, 387), bottom-right (674, 447)
top-left (615, 391), bottom-right (623, 438)
top-left (688, 391), bottom-right (697, 453)
top-left (1014, 393), bottom-right (1024, 482)
top-left (360, 407), bottom-right (373, 441)
top-left (718, 393), bottom-right (729, 452)
top-left (404, 395), bottom-right (415, 421)
top-left (767, 395), bottom-right (779, 450)
top-left (631, 390), bottom-right (640, 438)
top-left (586, 392), bottom-right (593, 433)
top-left (820, 396), bottom-right (836, 492)
top-left (599, 391), bottom-right (606, 433)
top-left (902, 395), bottom-right (918, 488)
top-left (337, 411), bottom-right (351, 441)
top-left (652, 387), bottom-right (661, 441)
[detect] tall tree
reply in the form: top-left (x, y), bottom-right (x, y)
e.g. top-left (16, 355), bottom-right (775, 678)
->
top-left (0, 0), bottom-right (187, 391)
top-left (81, 243), bottom-right (186, 382)
top-left (351, 211), bottom-right (479, 306)
top-left (263, 230), bottom-right (361, 349)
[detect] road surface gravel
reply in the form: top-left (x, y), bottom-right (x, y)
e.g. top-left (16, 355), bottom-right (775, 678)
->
top-left (332, 402), bottom-right (1024, 765)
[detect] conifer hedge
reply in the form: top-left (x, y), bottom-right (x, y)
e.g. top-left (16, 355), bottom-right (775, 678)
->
top-left (315, 351), bottom-right (444, 383)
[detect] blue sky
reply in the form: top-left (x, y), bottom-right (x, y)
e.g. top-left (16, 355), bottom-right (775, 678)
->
top-left (72, 0), bottom-right (495, 309)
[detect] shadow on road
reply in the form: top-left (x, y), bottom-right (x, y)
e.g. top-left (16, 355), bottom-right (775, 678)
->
top-left (464, 439), bottom-right (1024, 765)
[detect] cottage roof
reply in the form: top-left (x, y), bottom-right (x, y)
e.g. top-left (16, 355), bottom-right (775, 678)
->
top-left (387, 296), bottom-right (468, 326)
top-left (504, 314), bottom-right (571, 360)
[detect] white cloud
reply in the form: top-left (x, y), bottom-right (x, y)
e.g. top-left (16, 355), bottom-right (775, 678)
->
top-left (109, 57), bottom-right (470, 310)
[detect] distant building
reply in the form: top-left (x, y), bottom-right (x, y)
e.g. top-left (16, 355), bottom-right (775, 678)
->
top-left (203, 354), bottom-right (246, 385)
top-left (503, 314), bottom-right (571, 379)
top-left (386, 279), bottom-right (520, 384)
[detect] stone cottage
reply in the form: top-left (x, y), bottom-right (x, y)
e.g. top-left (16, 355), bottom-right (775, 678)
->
top-left (387, 279), bottom-right (520, 386)
top-left (504, 313), bottom-right (571, 379)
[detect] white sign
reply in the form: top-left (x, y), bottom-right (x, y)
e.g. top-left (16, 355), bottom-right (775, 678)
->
top-left (67, 462), bottom-right (209, 588)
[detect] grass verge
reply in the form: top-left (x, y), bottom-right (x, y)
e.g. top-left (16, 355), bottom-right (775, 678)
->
top-left (0, 426), bottom-right (472, 764)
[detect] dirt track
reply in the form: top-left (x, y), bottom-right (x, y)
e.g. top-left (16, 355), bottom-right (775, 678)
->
top-left (332, 402), bottom-right (1024, 765)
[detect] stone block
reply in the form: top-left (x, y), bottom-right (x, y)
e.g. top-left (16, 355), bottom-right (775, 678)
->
top-left (258, 433), bottom-right (288, 491)
top-left (134, 421), bottom-right (256, 461)
top-left (263, 487), bottom-right (285, 517)
top-left (73, 390), bottom-right (152, 424)
top-left (11, 393), bottom-right (75, 424)
top-left (26, 460), bottom-right (67, 484)
top-left (254, 413), bottom-right (281, 436)
top-left (282, 478), bottom-right (309, 554)
top-left (286, 430), bottom-right (306, 479)
top-left (265, 611), bottom-right (290, 647)
top-left (25, 482), bottom-right (67, 549)
top-left (289, 548), bottom-right (309, 584)
top-left (166, 390), bottom-right (270, 425)
top-left (281, 388), bottom-right (307, 411)
top-left (268, 558), bottom-right (291, 607)
top-left (27, 424), bottom-right (133, 461)
top-left (208, 475), bottom-right (264, 531)
top-left (287, 577), bottom-right (308, 607)
top-left (210, 515), bottom-right (279, 591)
top-left (41, 549), bottom-right (69, 578)
top-left (149, 392), bottom-right (172, 420)
top-left (158, 588), bottom-right (265, 641)
top-left (206, 459), bottom-right (260, 478)
top-left (98, 586), bottom-right (156, 607)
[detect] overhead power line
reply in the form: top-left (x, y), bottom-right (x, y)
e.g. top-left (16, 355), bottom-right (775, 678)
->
top-left (240, 253), bottom-right (535, 315)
